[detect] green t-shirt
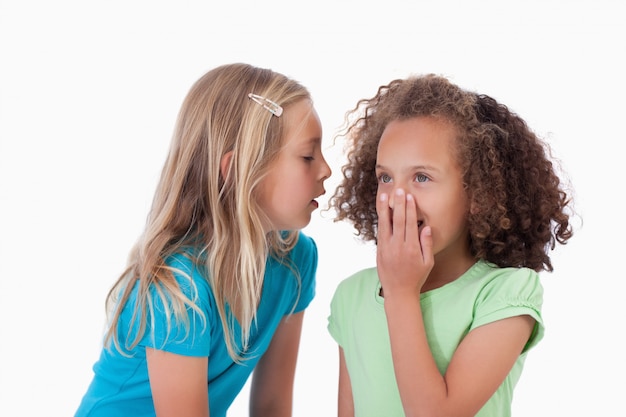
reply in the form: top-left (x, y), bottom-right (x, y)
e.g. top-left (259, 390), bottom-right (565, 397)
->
top-left (327, 260), bottom-right (544, 417)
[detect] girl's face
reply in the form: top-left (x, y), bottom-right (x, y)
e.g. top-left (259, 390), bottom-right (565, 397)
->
top-left (375, 116), bottom-right (471, 264)
top-left (257, 99), bottom-right (331, 231)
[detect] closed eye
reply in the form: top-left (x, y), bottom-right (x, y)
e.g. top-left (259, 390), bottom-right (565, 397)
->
top-left (303, 156), bottom-right (314, 162)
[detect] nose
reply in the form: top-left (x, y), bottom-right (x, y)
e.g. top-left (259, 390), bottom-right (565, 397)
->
top-left (388, 188), bottom-right (398, 209)
top-left (320, 155), bottom-right (332, 181)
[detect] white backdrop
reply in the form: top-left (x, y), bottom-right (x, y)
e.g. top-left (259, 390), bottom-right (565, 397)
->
top-left (1, 1), bottom-right (624, 415)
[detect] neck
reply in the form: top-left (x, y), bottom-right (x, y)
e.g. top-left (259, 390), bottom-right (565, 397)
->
top-left (421, 241), bottom-right (475, 292)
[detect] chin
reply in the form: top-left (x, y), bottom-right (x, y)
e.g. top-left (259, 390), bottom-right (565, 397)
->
top-left (271, 217), bottom-right (311, 232)
top-left (292, 216), bottom-right (312, 230)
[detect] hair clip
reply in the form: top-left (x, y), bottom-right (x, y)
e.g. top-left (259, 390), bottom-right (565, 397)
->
top-left (248, 93), bottom-right (283, 117)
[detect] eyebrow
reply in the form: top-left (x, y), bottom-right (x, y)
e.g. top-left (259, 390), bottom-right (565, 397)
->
top-left (285, 134), bottom-right (321, 151)
top-left (308, 137), bottom-right (322, 144)
top-left (375, 163), bottom-right (439, 172)
top-left (300, 136), bottom-right (322, 147)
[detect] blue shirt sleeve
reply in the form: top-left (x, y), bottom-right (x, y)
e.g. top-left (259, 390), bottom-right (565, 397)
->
top-left (134, 254), bottom-right (213, 357)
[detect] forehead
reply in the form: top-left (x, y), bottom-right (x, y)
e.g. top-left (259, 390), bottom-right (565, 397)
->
top-left (282, 99), bottom-right (322, 146)
top-left (377, 117), bottom-right (459, 167)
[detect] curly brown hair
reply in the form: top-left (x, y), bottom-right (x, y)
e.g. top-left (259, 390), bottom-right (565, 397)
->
top-left (330, 74), bottom-right (574, 272)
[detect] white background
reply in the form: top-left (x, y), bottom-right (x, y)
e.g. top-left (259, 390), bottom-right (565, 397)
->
top-left (1, 0), bottom-right (624, 415)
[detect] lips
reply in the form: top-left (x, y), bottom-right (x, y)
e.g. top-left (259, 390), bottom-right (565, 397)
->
top-left (311, 190), bottom-right (325, 209)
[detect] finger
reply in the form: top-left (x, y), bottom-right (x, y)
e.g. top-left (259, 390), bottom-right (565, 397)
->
top-left (405, 193), bottom-right (419, 242)
top-left (376, 192), bottom-right (391, 240)
top-left (393, 188), bottom-right (406, 241)
top-left (420, 226), bottom-right (435, 267)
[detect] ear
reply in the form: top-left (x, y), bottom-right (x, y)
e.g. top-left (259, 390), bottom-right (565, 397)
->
top-left (220, 151), bottom-right (234, 181)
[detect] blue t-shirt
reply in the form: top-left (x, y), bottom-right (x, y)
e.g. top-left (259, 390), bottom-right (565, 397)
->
top-left (75, 232), bottom-right (317, 417)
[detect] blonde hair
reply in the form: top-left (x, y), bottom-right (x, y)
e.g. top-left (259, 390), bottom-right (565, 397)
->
top-left (104, 63), bottom-right (311, 361)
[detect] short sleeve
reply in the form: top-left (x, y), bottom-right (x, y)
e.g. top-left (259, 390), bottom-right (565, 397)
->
top-left (137, 254), bottom-right (213, 357)
top-left (472, 268), bottom-right (545, 352)
top-left (327, 268), bottom-right (379, 348)
top-left (327, 279), bottom-right (345, 346)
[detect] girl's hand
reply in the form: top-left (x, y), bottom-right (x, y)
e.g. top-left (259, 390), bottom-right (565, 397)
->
top-left (376, 188), bottom-right (537, 417)
top-left (376, 188), bottom-right (434, 297)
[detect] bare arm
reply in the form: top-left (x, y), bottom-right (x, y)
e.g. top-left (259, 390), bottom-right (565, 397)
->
top-left (338, 347), bottom-right (355, 417)
top-left (376, 190), bottom-right (535, 417)
top-left (385, 298), bottom-right (534, 416)
top-left (147, 348), bottom-right (209, 417)
top-left (249, 311), bottom-right (305, 417)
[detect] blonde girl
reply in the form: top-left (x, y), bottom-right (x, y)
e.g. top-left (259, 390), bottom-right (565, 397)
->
top-left (75, 63), bottom-right (331, 417)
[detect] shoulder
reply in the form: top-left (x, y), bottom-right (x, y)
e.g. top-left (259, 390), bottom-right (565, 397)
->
top-left (332, 267), bottom-right (379, 301)
top-left (291, 231), bottom-right (318, 258)
top-left (477, 262), bottom-right (543, 301)
top-left (287, 231), bottom-right (319, 273)
top-left (329, 267), bottom-right (380, 333)
top-left (163, 250), bottom-right (211, 298)
top-left (280, 232), bottom-right (318, 312)
top-left (471, 262), bottom-right (545, 345)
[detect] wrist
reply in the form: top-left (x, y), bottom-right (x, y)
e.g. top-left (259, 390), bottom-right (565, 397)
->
top-left (380, 287), bottom-right (421, 303)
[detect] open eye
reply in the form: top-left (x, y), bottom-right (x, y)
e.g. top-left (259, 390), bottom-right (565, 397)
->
top-left (378, 173), bottom-right (392, 184)
top-left (302, 156), bottom-right (314, 162)
top-left (415, 173), bottom-right (429, 183)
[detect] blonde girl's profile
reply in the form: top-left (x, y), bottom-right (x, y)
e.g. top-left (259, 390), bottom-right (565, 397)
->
top-left (74, 62), bottom-right (331, 417)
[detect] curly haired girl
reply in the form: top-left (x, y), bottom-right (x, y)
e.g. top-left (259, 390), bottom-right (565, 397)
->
top-left (327, 74), bottom-right (573, 417)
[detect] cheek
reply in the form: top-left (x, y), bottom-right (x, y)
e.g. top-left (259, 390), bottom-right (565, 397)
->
top-left (438, 195), bottom-right (470, 227)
